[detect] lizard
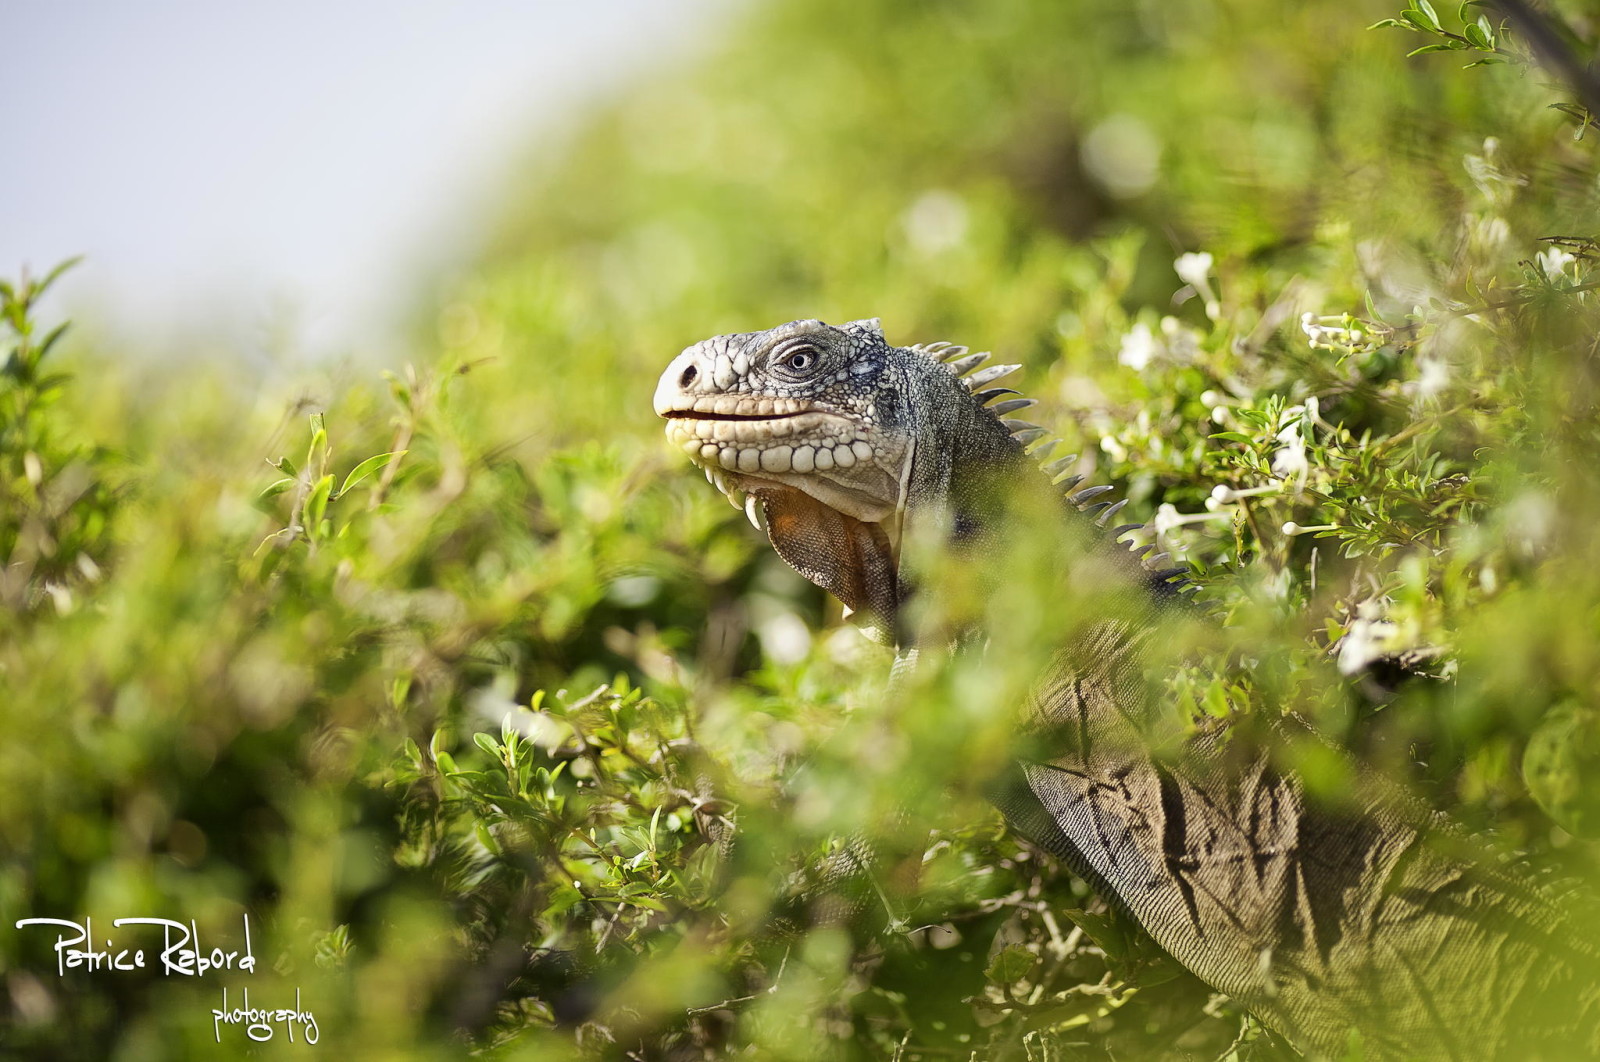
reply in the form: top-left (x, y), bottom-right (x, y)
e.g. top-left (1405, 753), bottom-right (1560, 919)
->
top-left (652, 317), bottom-right (1600, 1059)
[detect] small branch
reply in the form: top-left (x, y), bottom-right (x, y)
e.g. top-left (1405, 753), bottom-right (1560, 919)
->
top-left (685, 949), bottom-right (790, 1016)
top-left (1445, 277), bottom-right (1600, 318)
top-left (1489, 0), bottom-right (1600, 120)
top-left (1369, 402), bottom-right (1471, 457)
top-left (368, 418), bottom-right (414, 510)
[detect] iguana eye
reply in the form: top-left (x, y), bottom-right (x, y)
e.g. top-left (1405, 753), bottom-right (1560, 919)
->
top-left (777, 346), bottom-right (817, 374)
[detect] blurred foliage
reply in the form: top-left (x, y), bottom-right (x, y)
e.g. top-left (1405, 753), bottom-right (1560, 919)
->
top-left (4, 0), bottom-right (1600, 1058)
top-left (0, 258), bottom-right (120, 618)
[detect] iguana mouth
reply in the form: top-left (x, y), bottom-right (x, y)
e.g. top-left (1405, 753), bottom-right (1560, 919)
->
top-left (661, 407), bottom-right (891, 483)
top-left (659, 410), bottom-right (806, 422)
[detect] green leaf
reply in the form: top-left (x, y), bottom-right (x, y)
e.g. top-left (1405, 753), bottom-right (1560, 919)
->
top-left (985, 944), bottom-right (1038, 983)
top-left (1523, 704), bottom-right (1600, 836)
top-left (1406, 42), bottom-right (1459, 56)
top-left (1063, 908), bottom-right (1130, 960)
top-left (34, 321), bottom-right (70, 362)
top-left (473, 732), bottom-right (502, 758)
top-left (34, 257), bottom-right (83, 301)
top-left (339, 450), bottom-right (406, 497)
top-left (307, 428), bottom-right (327, 465)
top-left (475, 821), bottom-right (503, 856)
top-left (304, 474), bottom-right (335, 531)
top-left (254, 478), bottom-right (296, 511)
top-left (1411, 0), bottom-right (1441, 29)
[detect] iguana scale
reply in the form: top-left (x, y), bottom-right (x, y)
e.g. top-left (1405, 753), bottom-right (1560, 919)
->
top-left (653, 318), bottom-right (1600, 1059)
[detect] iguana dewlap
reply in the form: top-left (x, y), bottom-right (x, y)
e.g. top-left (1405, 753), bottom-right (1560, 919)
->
top-left (654, 318), bottom-right (1600, 1059)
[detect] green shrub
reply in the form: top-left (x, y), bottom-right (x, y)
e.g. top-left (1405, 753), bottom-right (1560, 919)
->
top-left (4, 1), bottom-right (1600, 1059)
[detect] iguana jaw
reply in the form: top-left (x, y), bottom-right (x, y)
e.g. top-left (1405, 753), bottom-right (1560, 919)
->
top-left (659, 406), bottom-right (908, 525)
top-left (657, 403), bottom-right (912, 633)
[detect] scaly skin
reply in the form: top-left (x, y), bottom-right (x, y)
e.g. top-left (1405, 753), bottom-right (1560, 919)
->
top-left (654, 319), bottom-right (1600, 1059)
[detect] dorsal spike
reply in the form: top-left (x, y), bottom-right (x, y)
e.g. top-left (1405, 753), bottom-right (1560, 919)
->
top-left (1111, 522), bottom-right (1144, 538)
top-left (1084, 500), bottom-right (1114, 519)
top-left (1142, 551), bottom-right (1173, 569)
top-left (963, 363), bottom-right (1021, 390)
top-left (1010, 428), bottom-right (1049, 447)
top-left (937, 344), bottom-right (971, 362)
top-left (1150, 565), bottom-right (1189, 580)
top-left (973, 387), bottom-right (1021, 405)
top-left (945, 352), bottom-right (988, 376)
top-left (1070, 484), bottom-right (1115, 506)
top-left (921, 341), bottom-right (951, 354)
top-left (989, 398), bottom-right (1038, 417)
top-left (1042, 454), bottom-right (1080, 477)
top-left (1000, 418), bottom-right (1043, 433)
top-left (1055, 473), bottom-right (1086, 490)
top-left (1031, 440), bottom-right (1060, 462)
top-left (1095, 498), bottom-right (1129, 527)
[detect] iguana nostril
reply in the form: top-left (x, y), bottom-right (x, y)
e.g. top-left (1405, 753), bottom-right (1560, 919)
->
top-left (679, 364), bottom-right (697, 388)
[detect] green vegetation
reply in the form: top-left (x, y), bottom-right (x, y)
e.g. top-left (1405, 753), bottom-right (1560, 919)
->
top-left (4, 0), bottom-right (1600, 1057)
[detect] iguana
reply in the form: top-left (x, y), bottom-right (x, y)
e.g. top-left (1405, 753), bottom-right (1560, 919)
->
top-left (652, 318), bottom-right (1600, 1059)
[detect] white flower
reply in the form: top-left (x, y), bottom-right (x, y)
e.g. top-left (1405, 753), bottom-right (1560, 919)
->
top-left (1505, 491), bottom-right (1556, 556)
top-left (1117, 322), bottom-right (1160, 370)
top-left (1174, 252), bottom-right (1214, 289)
top-left (758, 611), bottom-right (812, 665)
top-left (902, 190), bottom-right (969, 256)
top-left (1337, 615), bottom-right (1399, 675)
top-left (1300, 312), bottom-right (1329, 348)
top-left (1417, 355), bottom-right (1450, 398)
top-left (1300, 312), bottom-right (1378, 354)
top-left (1175, 252), bottom-right (1222, 320)
top-left (1282, 521), bottom-right (1337, 536)
top-left (1271, 440), bottom-right (1307, 479)
top-left (1271, 416), bottom-right (1309, 481)
top-left (1153, 503), bottom-right (1186, 536)
top-left (1536, 247), bottom-right (1576, 280)
top-left (1472, 215), bottom-right (1511, 254)
top-left (1205, 482), bottom-right (1279, 509)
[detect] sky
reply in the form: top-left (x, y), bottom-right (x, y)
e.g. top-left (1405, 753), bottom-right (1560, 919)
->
top-left (2, 1), bottom-right (729, 364)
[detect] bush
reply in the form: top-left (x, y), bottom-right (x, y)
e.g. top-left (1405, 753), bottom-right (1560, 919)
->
top-left (4, 0), bottom-right (1599, 1058)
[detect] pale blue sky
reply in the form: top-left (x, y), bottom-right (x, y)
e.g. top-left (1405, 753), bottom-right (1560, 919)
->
top-left (2, 1), bottom-right (728, 361)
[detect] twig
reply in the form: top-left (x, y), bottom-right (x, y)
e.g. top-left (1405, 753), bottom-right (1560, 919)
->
top-left (1368, 402), bottom-right (1471, 456)
top-left (685, 948), bottom-right (791, 1016)
top-left (1445, 277), bottom-right (1600, 318)
top-left (1489, 0), bottom-right (1600, 120)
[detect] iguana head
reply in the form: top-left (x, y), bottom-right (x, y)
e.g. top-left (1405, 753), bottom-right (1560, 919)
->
top-left (654, 318), bottom-right (1031, 638)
